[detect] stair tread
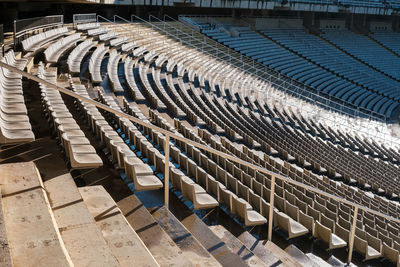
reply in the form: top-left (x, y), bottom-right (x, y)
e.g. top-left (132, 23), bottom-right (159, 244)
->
top-left (262, 242), bottom-right (303, 267)
top-left (44, 173), bottom-right (120, 266)
top-left (209, 225), bottom-right (268, 266)
top-left (285, 244), bottom-right (318, 267)
top-left (118, 195), bottom-right (193, 267)
top-left (80, 186), bottom-right (158, 267)
top-left (150, 206), bottom-right (222, 267)
top-left (237, 231), bottom-right (282, 266)
top-left (0, 181), bottom-right (12, 267)
top-left (180, 213), bottom-right (248, 267)
top-left (0, 162), bottom-right (72, 267)
top-left (306, 253), bottom-right (332, 267)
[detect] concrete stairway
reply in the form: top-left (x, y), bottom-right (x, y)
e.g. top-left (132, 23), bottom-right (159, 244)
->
top-left (44, 173), bottom-right (121, 266)
top-left (209, 225), bottom-right (267, 266)
top-left (79, 186), bottom-right (159, 266)
top-left (118, 195), bottom-right (195, 266)
top-left (0, 161), bottom-right (321, 267)
top-left (0, 162), bottom-right (72, 266)
top-left (0, 161), bottom-right (159, 267)
top-left (150, 206), bottom-right (225, 266)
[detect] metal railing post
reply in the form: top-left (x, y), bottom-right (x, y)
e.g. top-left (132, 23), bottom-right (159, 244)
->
top-left (13, 20), bottom-right (17, 49)
top-left (164, 134), bottom-right (170, 209)
top-left (347, 206), bottom-right (358, 265)
top-left (268, 174), bottom-right (275, 241)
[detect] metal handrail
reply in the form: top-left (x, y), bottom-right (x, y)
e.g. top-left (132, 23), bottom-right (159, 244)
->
top-left (1, 60), bottom-right (399, 265)
top-left (13, 15), bottom-right (64, 48)
top-left (174, 15), bottom-right (387, 122)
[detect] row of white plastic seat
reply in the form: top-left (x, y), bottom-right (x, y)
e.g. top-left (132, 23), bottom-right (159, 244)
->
top-left (107, 51), bottom-right (124, 93)
top-left (67, 39), bottom-right (97, 74)
top-left (88, 44), bottom-right (108, 83)
top-left (121, 42), bottom-right (137, 53)
top-left (110, 37), bottom-right (128, 47)
top-left (87, 27), bottom-right (108, 36)
top-left (37, 63), bottom-right (102, 169)
top-left (76, 22), bottom-right (100, 31)
top-left (44, 33), bottom-right (82, 63)
top-left (22, 27), bottom-right (69, 52)
top-left (0, 50), bottom-right (34, 145)
top-left (94, 90), bottom-right (164, 191)
top-left (124, 56), bottom-right (146, 102)
top-left (99, 32), bottom-right (117, 42)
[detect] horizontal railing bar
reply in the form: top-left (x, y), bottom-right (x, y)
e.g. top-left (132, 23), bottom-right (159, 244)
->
top-left (1, 60), bottom-right (399, 225)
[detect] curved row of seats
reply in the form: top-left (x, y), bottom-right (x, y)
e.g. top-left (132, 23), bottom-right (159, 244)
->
top-left (322, 29), bottom-right (400, 81)
top-left (44, 33), bottom-right (82, 63)
top-left (262, 29), bottom-right (400, 100)
top-left (38, 63), bottom-right (102, 168)
top-left (36, 21), bottom-right (400, 265)
top-left (69, 81), bottom-right (163, 191)
top-left (0, 50), bottom-right (34, 145)
top-left (89, 44), bottom-right (108, 83)
top-left (107, 50), bottom-right (124, 93)
top-left (370, 30), bottom-right (400, 57)
top-left (22, 27), bottom-right (69, 53)
top-left (193, 20), bottom-right (400, 119)
top-left (68, 39), bottom-right (97, 74)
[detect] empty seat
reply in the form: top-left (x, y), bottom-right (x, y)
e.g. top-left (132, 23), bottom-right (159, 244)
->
top-left (275, 211), bottom-right (308, 239)
top-left (124, 156), bottom-right (163, 191)
top-left (354, 233), bottom-right (382, 261)
top-left (181, 177), bottom-right (218, 210)
top-left (231, 197), bottom-right (266, 226)
top-left (314, 221), bottom-right (347, 250)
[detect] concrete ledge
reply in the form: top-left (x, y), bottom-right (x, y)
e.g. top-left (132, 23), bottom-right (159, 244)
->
top-left (80, 186), bottom-right (159, 267)
top-left (45, 173), bottom-right (120, 266)
top-left (0, 162), bottom-right (72, 267)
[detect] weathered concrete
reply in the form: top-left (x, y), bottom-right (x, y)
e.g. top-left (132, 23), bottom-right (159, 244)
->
top-left (209, 225), bottom-right (267, 266)
top-left (150, 206), bottom-right (222, 267)
top-left (45, 173), bottom-right (120, 267)
top-left (0, 187), bottom-right (12, 267)
top-left (80, 186), bottom-right (159, 267)
top-left (0, 162), bottom-right (72, 267)
top-left (118, 195), bottom-right (193, 267)
top-left (180, 213), bottom-right (248, 267)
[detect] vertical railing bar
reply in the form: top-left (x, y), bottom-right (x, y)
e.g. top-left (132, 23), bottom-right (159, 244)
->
top-left (268, 174), bottom-right (275, 241)
top-left (347, 206), bottom-right (358, 265)
top-left (164, 134), bottom-right (170, 209)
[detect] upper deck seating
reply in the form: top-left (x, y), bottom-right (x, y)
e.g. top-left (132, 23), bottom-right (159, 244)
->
top-left (76, 22), bottom-right (100, 31)
top-left (21, 27), bottom-right (69, 53)
top-left (322, 29), bottom-right (400, 80)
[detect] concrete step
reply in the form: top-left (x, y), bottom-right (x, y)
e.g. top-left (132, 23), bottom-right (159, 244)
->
top-left (306, 253), bottom-right (332, 267)
top-left (150, 206), bottom-right (222, 267)
top-left (285, 244), bottom-right (320, 267)
top-left (0, 162), bottom-right (72, 266)
top-left (236, 231), bottom-right (282, 266)
top-left (263, 242), bottom-right (303, 267)
top-left (327, 255), bottom-right (356, 267)
top-left (180, 213), bottom-right (249, 267)
top-left (209, 225), bottom-right (267, 266)
top-left (79, 186), bottom-right (159, 267)
top-left (117, 195), bottom-right (193, 267)
top-left (0, 181), bottom-right (12, 267)
top-left (44, 173), bottom-right (120, 266)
